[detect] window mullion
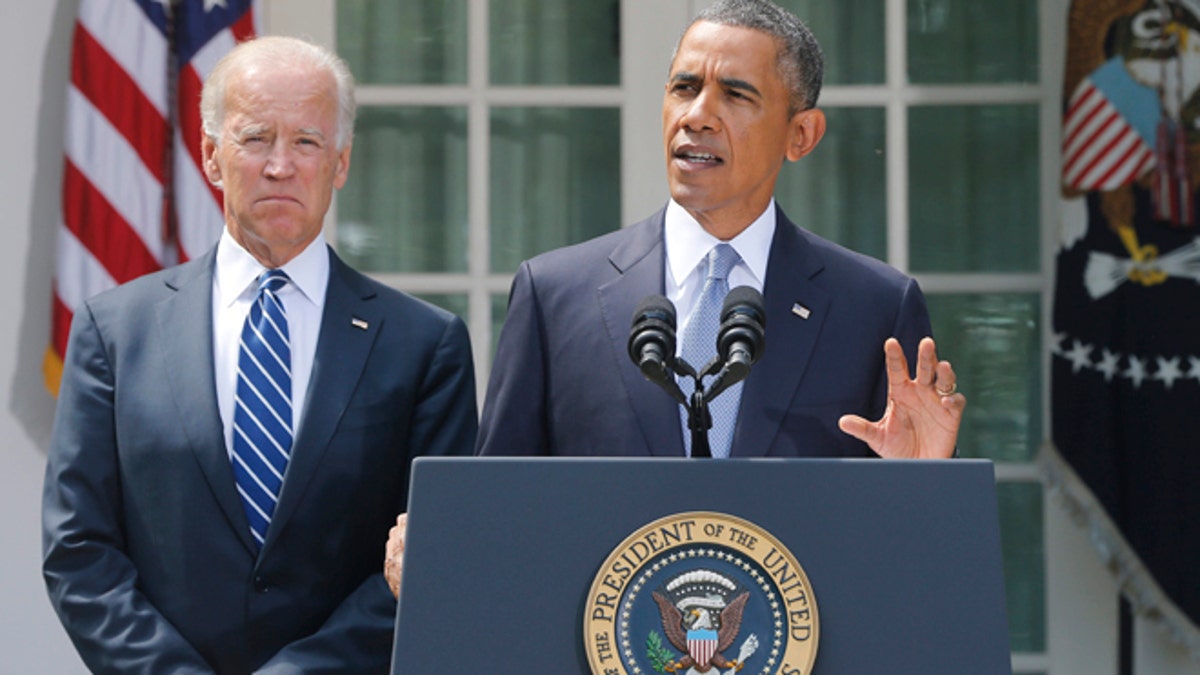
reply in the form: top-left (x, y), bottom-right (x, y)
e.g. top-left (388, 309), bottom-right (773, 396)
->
top-left (885, 0), bottom-right (909, 273)
top-left (468, 0), bottom-right (491, 404)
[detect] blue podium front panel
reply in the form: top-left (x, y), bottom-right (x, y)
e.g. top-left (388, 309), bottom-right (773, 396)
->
top-left (393, 457), bottom-right (1011, 675)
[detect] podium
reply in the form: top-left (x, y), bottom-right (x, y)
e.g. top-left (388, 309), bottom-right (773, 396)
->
top-left (392, 457), bottom-right (1011, 674)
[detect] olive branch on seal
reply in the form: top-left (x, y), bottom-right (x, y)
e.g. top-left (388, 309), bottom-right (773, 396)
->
top-left (646, 630), bottom-right (674, 672)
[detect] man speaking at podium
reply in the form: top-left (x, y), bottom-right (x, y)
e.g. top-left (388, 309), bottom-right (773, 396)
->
top-left (474, 0), bottom-right (965, 463)
top-left (384, 0), bottom-right (971, 601)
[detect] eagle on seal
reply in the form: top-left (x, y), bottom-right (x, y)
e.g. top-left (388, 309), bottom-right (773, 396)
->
top-left (652, 588), bottom-right (750, 672)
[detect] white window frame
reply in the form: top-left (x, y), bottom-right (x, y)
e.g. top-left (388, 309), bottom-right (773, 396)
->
top-left (263, 0), bottom-right (682, 407)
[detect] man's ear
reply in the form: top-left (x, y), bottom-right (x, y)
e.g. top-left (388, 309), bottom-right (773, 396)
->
top-left (332, 143), bottom-right (353, 190)
top-left (201, 134), bottom-right (222, 185)
top-left (785, 108), bottom-right (826, 163)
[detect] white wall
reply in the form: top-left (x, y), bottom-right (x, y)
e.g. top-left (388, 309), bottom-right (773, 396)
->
top-left (0, 0), bottom-right (88, 671)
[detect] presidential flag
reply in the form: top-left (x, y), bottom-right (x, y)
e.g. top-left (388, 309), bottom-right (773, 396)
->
top-left (45, 0), bottom-right (259, 395)
top-left (1049, 0), bottom-right (1200, 659)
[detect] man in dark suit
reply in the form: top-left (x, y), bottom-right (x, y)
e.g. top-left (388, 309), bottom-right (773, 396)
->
top-left (475, 0), bottom-right (964, 461)
top-left (384, 0), bottom-right (968, 601)
top-left (42, 36), bottom-right (477, 673)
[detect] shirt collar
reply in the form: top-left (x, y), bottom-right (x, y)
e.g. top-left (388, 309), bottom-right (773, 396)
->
top-left (664, 198), bottom-right (775, 286)
top-left (215, 229), bottom-right (329, 310)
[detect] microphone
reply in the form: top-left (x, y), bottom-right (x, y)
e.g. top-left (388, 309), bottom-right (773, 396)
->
top-left (627, 296), bottom-right (684, 400)
top-left (627, 288), bottom-right (765, 457)
top-left (705, 286), bottom-right (766, 400)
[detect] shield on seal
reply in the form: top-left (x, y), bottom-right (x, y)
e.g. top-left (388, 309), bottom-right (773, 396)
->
top-left (687, 629), bottom-right (718, 669)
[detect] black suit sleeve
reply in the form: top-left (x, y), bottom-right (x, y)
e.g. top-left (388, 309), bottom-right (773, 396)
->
top-left (406, 315), bottom-right (480, 460)
top-left (42, 303), bottom-right (215, 674)
top-left (476, 262), bottom-right (551, 456)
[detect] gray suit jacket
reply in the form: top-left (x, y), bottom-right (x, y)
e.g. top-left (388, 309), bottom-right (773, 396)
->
top-left (477, 205), bottom-right (931, 458)
top-left (43, 246), bottom-right (477, 674)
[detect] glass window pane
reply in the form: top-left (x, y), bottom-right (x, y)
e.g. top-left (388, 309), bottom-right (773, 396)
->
top-left (909, 105), bottom-right (1039, 273)
top-left (337, 107), bottom-right (468, 273)
top-left (907, 0), bottom-right (1038, 83)
top-left (926, 293), bottom-right (1041, 462)
top-left (997, 481), bottom-right (1046, 653)
top-left (777, 0), bottom-right (885, 85)
top-left (776, 107), bottom-right (886, 261)
top-left (414, 294), bottom-right (468, 322)
top-left (337, 0), bottom-right (467, 85)
top-left (489, 107), bottom-right (620, 272)
top-left (490, 0), bottom-right (620, 85)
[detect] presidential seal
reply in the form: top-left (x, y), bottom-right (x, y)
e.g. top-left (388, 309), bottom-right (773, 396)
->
top-left (585, 512), bottom-right (818, 675)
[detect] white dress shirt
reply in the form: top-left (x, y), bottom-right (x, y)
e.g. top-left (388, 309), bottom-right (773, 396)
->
top-left (663, 198), bottom-right (775, 343)
top-left (213, 230), bottom-right (328, 457)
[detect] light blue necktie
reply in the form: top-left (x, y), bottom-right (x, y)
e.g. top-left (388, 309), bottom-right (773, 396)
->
top-left (232, 270), bottom-right (292, 548)
top-left (679, 244), bottom-right (742, 458)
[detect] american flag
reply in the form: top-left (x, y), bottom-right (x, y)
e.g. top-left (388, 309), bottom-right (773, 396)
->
top-left (45, 0), bottom-right (258, 395)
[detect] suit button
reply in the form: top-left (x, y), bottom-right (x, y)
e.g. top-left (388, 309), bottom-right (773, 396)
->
top-left (254, 576), bottom-right (269, 593)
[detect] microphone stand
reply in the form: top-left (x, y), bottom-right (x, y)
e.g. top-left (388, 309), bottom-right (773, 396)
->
top-left (633, 349), bottom-right (748, 459)
top-left (672, 356), bottom-right (736, 459)
top-left (686, 388), bottom-right (713, 458)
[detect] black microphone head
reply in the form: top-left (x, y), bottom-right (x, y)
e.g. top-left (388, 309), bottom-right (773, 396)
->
top-left (720, 286), bottom-right (765, 327)
top-left (628, 295), bottom-right (677, 370)
top-left (632, 295), bottom-right (677, 329)
top-left (717, 285), bottom-right (766, 364)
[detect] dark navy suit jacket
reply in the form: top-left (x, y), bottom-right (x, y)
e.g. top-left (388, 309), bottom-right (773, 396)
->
top-left (43, 246), bottom-right (477, 674)
top-left (477, 205), bottom-right (931, 458)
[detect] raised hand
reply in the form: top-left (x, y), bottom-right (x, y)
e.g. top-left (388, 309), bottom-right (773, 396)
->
top-left (837, 337), bottom-right (965, 459)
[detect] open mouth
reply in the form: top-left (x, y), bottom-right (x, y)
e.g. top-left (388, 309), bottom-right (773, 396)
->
top-left (674, 149), bottom-right (723, 165)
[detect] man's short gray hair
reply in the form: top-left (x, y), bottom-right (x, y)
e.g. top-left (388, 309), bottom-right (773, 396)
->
top-left (687, 0), bottom-right (824, 114)
top-left (200, 35), bottom-right (357, 150)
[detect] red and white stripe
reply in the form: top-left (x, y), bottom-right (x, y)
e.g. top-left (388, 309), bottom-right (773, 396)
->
top-left (1062, 78), bottom-right (1156, 192)
top-left (1152, 119), bottom-right (1194, 227)
top-left (173, 10), bottom-right (257, 263)
top-left (688, 635), bottom-right (718, 669)
top-left (46, 0), bottom-right (257, 394)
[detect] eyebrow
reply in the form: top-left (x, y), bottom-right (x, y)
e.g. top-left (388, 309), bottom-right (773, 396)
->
top-left (232, 125), bottom-right (327, 140)
top-left (234, 123), bottom-right (270, 138)
top-left (669, 71), bottom-right (762, 98)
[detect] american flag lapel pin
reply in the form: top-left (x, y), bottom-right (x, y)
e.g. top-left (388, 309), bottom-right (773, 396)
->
top-left (791, 302), bottom-right (811, 319)
top-left (351, 317), bottom-right (369, 330)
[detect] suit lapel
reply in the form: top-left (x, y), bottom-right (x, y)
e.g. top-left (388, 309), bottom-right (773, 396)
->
top-left (262, 248), bottom-right (380, 552)
top-left (597, 211), bottom-right (687, 457)
top-left (155, 249), bottom-right (258, 554)
top-left (732, 208), bottom-right (831, 457)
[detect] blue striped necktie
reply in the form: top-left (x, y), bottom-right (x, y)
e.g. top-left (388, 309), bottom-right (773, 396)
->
top-left (679, 243), bottom-right (741, 458)
top-left (232, 269), bottom-right (292, 549)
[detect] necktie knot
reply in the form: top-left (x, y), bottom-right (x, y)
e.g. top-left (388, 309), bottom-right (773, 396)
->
top-left (706, 243), bottom-right (739, 282)
top-left (258, 269), bottom-right (290, 296)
